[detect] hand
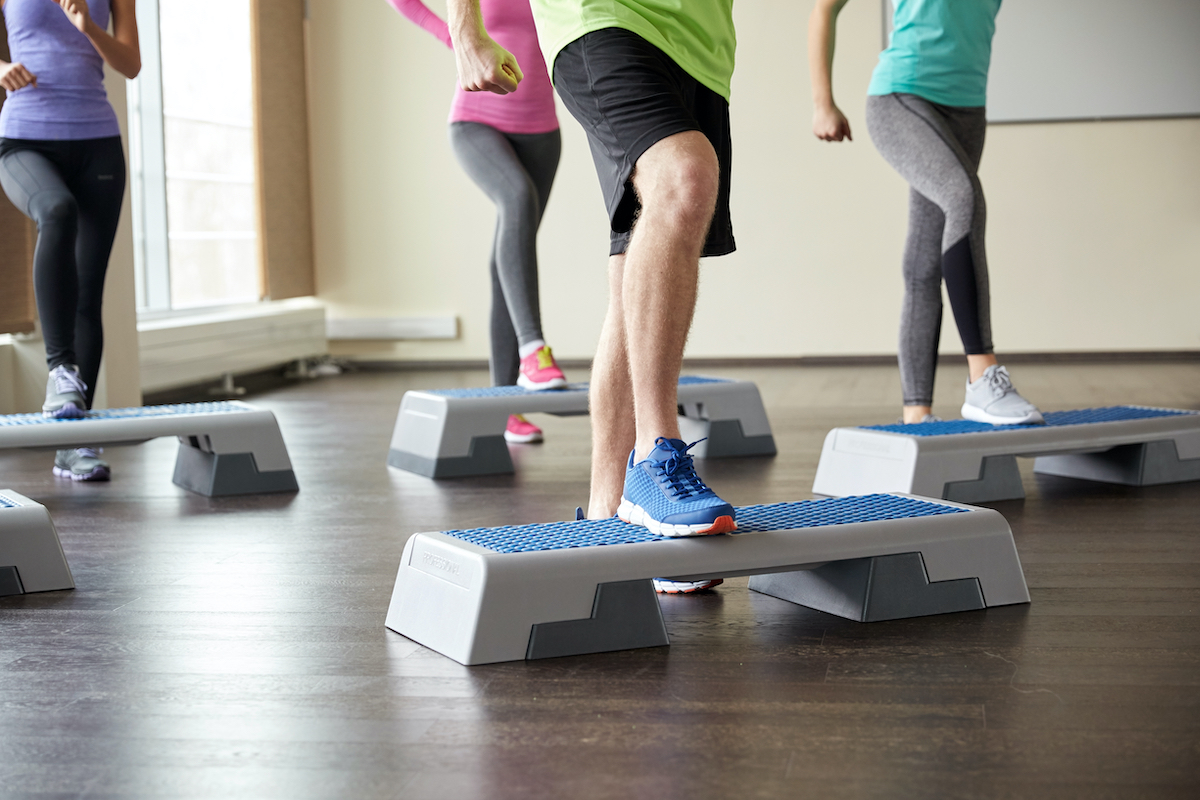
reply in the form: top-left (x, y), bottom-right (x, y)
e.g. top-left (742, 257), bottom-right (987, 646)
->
top-left (453, 32), bottom-right (522, 94)
top-left (56, 0), bottom-right (93, 34)
top-left (813, 104), bottom-right (853, 142)
top-left (0, 62), bottom-right (37, 91)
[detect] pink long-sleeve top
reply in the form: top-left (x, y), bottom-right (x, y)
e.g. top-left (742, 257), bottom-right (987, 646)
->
top-left (386, 0), bottom-right (559, 134)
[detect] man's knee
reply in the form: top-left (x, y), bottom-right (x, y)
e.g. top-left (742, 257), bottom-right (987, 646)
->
top-left (634, 133), bottom-right (719, 223)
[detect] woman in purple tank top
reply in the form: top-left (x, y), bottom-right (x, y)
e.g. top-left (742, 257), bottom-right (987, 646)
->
top-left (0, 0), bottom-right (140, 481)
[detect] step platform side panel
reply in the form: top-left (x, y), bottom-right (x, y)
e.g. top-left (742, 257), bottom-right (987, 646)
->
top-left (677, 380), bottom-right (776, 458)
top-left (388, 394), bottom-right (517, 477)
top-left (1034, 436), bottom-right (1200, 487)
top-left (0, 491), bottom-right (74, 594)
top-left (194, 407), bottom-right (294, 473)
top-left (385, 533), bottom-right (491, 665)
top-left (812, 429), bottom-right (920, 497)
top-left (750, 501), bottom-right (1027, 619)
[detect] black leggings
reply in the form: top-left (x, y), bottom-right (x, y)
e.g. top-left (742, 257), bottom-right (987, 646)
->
top-left (0, 137), bottom-right (125, 408)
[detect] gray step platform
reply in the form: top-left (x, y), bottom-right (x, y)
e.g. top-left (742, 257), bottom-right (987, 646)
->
top-left (0, 490), bottom-right (74, 597)
top-left (384, 493), bottom-right (1029, 665)
top-left (813, 406), bottom-right (1200, 503)
top-left (387, 375), bottom-right (777, 478)
top-left (0, 402), bottom-right (298, 497)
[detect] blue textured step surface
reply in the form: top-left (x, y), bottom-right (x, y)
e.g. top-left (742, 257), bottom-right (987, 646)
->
top-left (423, 375), bottom-right (730, 399)
top-left (862, 406), bottom-right (1196, 438)
top-left (0, 495), bottom-right (19, 509)
top-left (0, 402), bottom-right (250, 428)
top-left (443, 494), bottom-right (964, 554)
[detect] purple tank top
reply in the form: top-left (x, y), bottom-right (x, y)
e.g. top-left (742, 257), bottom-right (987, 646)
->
top-left (0, 0), bottom-right (120, 140)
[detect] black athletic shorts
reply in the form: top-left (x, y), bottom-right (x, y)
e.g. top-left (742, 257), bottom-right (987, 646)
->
top-left (552, 27), bottom-right (735, 258)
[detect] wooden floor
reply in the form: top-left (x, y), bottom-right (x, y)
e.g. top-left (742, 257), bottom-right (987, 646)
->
top-left (2, 362), bottom-right (1198, 799)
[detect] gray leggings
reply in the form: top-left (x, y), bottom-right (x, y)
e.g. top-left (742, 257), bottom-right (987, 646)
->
top-left (866, 93), bottom-right (993, 406)
top-left (448, 122), bottom-right (560, 387)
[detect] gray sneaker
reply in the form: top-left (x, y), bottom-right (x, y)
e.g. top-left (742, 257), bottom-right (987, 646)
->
top-left (43, 364), bottom-right (88, 419)
top-left (53, 448), bottom-right (110, 482)
top-left (962, 365), bottom-right (1044, 425)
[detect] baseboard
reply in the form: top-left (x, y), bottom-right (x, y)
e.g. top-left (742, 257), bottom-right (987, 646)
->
top-left (351, 351), bottom-right (1200, 373)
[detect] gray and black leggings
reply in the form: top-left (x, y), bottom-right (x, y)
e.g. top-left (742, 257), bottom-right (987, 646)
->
top-left (0, 136), bottom-right (126, 409)
top-left (865, 93), bottom-right (993, 407)
top-left (448, 122), bottom-right (560, 387)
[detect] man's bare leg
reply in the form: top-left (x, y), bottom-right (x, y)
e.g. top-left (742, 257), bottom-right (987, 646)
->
top-left (587, 254), bottom-right (635, 519)
top-left (624, 132), bottom-right (719, 459)
top-left (587, 131), bottom-right (720, 518)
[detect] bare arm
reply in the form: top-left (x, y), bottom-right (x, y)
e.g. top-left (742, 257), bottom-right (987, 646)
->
top-left (809, 0), bottom-right (852, 142)
top-left (58, 0), bottom-right (141, 79)
top-left (385, 0), bottom-right (453, 49)
top-left (0, 0), bottom-right (37, 90)
top-left (445, 0), bottom-right (521, 94)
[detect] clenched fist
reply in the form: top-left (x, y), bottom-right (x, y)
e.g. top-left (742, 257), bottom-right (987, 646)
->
top-left (0, 62), bottom-right (37, 92)
top-left (57, 0), bottom-right (93, 34)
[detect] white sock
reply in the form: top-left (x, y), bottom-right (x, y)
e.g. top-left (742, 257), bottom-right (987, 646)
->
top-left (518, 339), bottom-right (546, 359)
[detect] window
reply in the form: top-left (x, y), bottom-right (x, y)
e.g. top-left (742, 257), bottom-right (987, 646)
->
top-left (128, 0), bottom-right (260, 311)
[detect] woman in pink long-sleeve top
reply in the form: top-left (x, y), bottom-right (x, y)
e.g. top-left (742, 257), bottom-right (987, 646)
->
top-left (387, 0), bottom-right (565, 444)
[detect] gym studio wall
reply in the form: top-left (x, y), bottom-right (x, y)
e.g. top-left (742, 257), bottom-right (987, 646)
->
top-left (305, 0), bottom-right (1200, 364)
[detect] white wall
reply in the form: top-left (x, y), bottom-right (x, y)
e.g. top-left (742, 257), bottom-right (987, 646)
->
top-left (307, 0), bottom-right (1200, 363)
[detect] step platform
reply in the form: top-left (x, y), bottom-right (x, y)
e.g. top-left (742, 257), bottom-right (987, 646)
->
top-left (0, 401), bottom-right (298, 497)
top-left (813, 406), bottom-right (1200, 503)
top-left (384, 493), bottom-right (1029, 665)
top-left (387, 375), bottom-right (776, 478)
top-left (0, 490), bottom-right (74, 597)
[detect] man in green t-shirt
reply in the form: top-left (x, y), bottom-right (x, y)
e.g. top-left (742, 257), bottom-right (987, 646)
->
top-left (447, 1), bottom-right (739, 576)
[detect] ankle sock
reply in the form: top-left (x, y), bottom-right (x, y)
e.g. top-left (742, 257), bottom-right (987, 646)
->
top-left (518, 339), bottom-right (546, 359)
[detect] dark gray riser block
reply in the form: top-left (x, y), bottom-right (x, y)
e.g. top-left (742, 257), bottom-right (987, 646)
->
top-left (526, 579), bottom-right (670, 660)
top-left (749, 552), bottom-right (986, 623)
top-left (1034, 439), bottom-right (1200, 487)
top-left (944, 454), bottom-right (1025, 503)
top-left (0, 565), bottom-right (24, 597)
top-left (387, 435), bottom-right (513, 479)
top-left (705, 419), bottom-right (778, 459)
top-left (173, 445), bottom-right (299, 497)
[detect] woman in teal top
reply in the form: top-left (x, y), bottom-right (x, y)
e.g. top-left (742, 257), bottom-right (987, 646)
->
top-left (810, 0), bottom-right (1042, 426)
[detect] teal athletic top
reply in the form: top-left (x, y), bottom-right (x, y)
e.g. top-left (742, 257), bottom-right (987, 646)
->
top-left (868, 0), bottom-right (1001, 108)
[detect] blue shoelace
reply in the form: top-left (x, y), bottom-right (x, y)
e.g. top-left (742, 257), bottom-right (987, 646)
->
top-left (651, 437), bottom-right (713, 500)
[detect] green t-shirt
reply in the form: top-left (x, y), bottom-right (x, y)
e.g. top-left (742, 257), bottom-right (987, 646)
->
top-left (868, 0), bottom-right (1001, 107)
top-left (529, 0), bottom-right (737, 101)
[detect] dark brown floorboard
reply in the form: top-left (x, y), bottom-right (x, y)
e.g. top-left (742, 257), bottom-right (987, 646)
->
top-left (2, 363), bottom-right (1198, 799)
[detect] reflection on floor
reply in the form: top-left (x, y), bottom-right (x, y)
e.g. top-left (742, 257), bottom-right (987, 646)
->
top-left (2, 361), bottom-right (1198, 798)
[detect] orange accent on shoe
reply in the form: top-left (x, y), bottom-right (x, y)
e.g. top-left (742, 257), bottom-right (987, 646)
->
top-left (697, 515), bottom-right (737, 535)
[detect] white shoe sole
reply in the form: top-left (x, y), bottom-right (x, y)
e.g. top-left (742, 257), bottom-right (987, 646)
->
top-left (503, 430), bottom-right (543, 444)
top-left (961, 403), bottom-right (1044, 426)
top-left (653, 578), bottom-right (723, 594)
top-left (517, 374), bottom-right (567, 391)
top-left (617, 498), bottom-right (735, 537)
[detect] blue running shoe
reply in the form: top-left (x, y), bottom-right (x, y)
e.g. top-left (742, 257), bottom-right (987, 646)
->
top-left (618, 437), bottom-right (736, 537)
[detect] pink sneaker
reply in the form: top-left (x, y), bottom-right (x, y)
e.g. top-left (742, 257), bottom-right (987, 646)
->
top-left (517, 345), bottom-right (567, 391)
top-left (504, 414), bottom-right (544, 444)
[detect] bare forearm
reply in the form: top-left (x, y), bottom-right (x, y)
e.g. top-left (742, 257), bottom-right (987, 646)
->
top-left (83, 18), bottom-right (140, 78)
top-left (443, 0), bottom-right (521, 94)
top-left (809, 0), bottom-right (848, 111)
top-left (445, 0), bottom-right (485, 49)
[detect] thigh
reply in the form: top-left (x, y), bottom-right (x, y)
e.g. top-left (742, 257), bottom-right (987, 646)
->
top-left (866, 93), bottom-right (977, 209)
top-left (448, 122), bottom-right (534, 206)
top-left (65, 137), bottom-right (126, 221)
top-left (939, 105), bottom-right (987, 171)
top-left (553, 28), bottom-right (734, 256)
top-left (553, 28), bottom-right (702, 235)
top-left (506, 129), bottom-right (561, 214)
top-left (0, 142), bottom-right (73, 220)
